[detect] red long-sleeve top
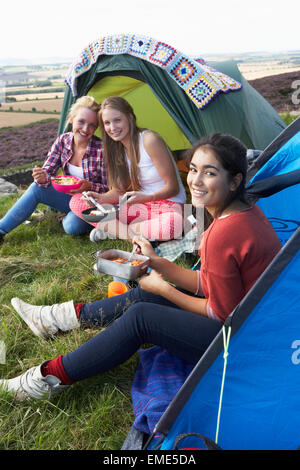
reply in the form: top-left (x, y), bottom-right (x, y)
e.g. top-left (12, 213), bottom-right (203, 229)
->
top-left (198, 205), bottom-right (282, 323)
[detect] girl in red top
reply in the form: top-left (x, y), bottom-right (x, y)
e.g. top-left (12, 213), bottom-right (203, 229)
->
top-left (1, 133), bottom-right (282, 400)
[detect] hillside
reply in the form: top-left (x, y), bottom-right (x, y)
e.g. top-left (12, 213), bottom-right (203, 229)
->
top-left (0, 70), bottom-right (299, 169)
top-left (0, 120), bottom-right (59, 169)
top-left (249, 71), bottom-right (300, 113)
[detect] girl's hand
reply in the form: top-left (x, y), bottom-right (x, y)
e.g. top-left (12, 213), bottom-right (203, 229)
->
top-left (70, 179), bottom-right (92, 194)
top-left (132, 236), bottom-right (158, 263)
top-left (139, 269), bottom-right (167, 295)
top-left (32, 166), bottom-right (47, 184)
top-left (124, 191), bottom-right (152, 205)
top-left (80, 191), bottom-right (102, 206)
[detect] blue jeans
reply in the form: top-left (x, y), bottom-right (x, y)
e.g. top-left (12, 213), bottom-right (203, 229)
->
top-left (62, 286), bottom-right (222, 382)
top-left (0, 182), bottom-right (91, 236)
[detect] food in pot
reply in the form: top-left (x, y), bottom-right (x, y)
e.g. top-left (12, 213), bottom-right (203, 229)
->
top-left (130, 260), bottom-right (144, 266)
top-left (52, 177), bottom-right (79, 185)
top-left (90, 207), bottom-right (116, 216)
top-left (110, 257), bottom-right (127, 264)
top-left (109, 257), bottom-right (144, 266)
top-left (90, 209), bottom-right (105, 215)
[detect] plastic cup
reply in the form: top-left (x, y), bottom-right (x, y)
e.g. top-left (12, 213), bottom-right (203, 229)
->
top-left (107, 280), bottom-right (128, 297)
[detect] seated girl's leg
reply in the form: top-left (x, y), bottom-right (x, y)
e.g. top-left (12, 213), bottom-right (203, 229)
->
top-left (118, 201), bottom-right (184, 241)
top-left (79, 285), bottom-right (181, 327)
top-left (144, 201), bottom-right (184, 240)
top-left (10, 286), bottom-right (177, 340)
top-left (70, 194), bottom-right (127, 239)
top-left (61, 211), bottom-right (92, 235)
top-left (0, 182), bottom-right (72, 235)
top-left (62, 301), bottom-right (222, 382)
top-left (132, 210), bottom-right (184, 240)
top-left (1, 288), bottom-right (217, 397)
top-left (69, 193), bottom-right (97, 228)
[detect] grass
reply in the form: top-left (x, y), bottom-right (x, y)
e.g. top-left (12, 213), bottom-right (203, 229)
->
top-left (280, 112), bottom-right (300, 126)
top-left (0, 195), bottom-right (153, 450)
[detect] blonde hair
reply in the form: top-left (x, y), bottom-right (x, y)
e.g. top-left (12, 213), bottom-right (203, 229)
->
top-left (99, 96), bottom-right (143, 191)
top-left (68, 96), bottom-right (101, 125)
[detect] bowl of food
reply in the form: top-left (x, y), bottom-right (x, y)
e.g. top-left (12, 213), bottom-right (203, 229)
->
top-left (95, 249), bottom-right (150, 280)
top-left (51, 176), bottom-right (82, 193)
top-left (81, 205), bottom-right (119, 223)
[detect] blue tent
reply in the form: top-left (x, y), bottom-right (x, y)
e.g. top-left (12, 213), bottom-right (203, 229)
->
top-left (247, 116), bottom-right (300, 246)
top-left (143, 117), bottom-right (300, 451)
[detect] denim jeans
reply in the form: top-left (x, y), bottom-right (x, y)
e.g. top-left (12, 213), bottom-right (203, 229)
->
top-left (62, 286), bottom-right (222, 382)
top-left (0, 182), bottom-right (92, 236)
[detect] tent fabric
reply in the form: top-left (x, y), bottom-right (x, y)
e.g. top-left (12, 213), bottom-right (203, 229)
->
top-left (87, 75), bottom-right (191, 151)
top-left (247, 118), bottom-right (300, 246)
top-left (141, 119), bottom-right (300, 451)
top-left (247, 116), bottom-right (300, 183)
top-left (249, 130), bottom-right (300, 182)
top-left (59, 35), bottom-right (286, 150)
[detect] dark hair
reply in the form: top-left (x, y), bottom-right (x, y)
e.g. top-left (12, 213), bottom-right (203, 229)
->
top-left (184, 133), bottom-right (249, 216)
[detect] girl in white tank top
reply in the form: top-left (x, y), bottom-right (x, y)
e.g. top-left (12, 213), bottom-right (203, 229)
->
top-left (80, 97), bottom-right (186, 241)
top-left (126, 131), bottom-right (186, 204)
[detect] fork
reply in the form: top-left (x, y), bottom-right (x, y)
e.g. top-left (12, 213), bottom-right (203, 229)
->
top-left (128, 243), bottom-right (138, 262)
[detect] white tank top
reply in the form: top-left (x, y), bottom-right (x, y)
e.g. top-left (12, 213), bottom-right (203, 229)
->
top-left (67, 162), bottom-right (84, 179)
top-left (126, 131), bottom-right (186, 204)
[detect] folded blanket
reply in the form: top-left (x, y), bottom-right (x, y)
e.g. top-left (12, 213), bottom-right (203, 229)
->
top-left (131, 346), bottom-right (194, 435)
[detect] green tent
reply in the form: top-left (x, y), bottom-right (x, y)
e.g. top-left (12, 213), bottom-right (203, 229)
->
top-left (59, 34), bottom-right (285, 152)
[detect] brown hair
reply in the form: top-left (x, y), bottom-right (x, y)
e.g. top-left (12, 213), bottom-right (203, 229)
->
top-left (99, 96), bottom-right (143, 191)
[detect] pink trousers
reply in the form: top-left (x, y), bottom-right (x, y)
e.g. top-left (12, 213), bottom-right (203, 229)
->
top-left (69, 194), bottom-right (184, 240)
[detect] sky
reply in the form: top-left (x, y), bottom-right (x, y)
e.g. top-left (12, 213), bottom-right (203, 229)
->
top-left (1, 0), bottom-right (299, 63)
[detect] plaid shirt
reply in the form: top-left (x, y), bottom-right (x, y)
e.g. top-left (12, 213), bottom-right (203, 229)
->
top-left (39, 132), bottom-right (108, 193)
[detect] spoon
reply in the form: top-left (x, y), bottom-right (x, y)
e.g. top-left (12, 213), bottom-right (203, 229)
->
top-left (82, 192), bottom-right (107, 213)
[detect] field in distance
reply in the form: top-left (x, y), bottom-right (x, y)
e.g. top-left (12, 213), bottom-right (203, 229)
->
top-left (239, 62), bottom-right (300, 80)
top-left (0, 63), bottom-right (67, 128)
top-left (0, 112), bottom-right (59, 128)
top-left (0, 52), bottom-right (299, 129)
top-left (1, 97), bottom-right (63, 113)
top-left (204, 50), bottom-right (300, 80)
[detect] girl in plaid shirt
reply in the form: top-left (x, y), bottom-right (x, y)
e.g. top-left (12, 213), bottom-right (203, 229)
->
top-left (0, 96), bottom-right (107, 242)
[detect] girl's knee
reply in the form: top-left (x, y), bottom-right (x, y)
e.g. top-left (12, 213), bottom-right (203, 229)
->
top-left (69, 193), bottom-right (86, 214)
top-left (62, 212), bottom-right (90, 235)
top-left (139, 215), bottom-right (183, 240)
top-left (122, 303), bottom-right (144, 324)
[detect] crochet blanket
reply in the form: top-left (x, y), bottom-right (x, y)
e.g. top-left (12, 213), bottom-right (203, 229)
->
top-left (65, 34), bottom-right (242, 109)
top-left (131, 346), bottom-right (195, 435)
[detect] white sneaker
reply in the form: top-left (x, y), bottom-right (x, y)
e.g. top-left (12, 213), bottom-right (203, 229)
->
top-left (0, 364), bottom-right (69, 401)
top-left (11, 298), bottom-right (80, 338)
top-left (89, 228), bottom-right (107, 242)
